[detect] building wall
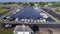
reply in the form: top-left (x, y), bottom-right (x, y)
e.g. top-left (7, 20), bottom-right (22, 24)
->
top-left (13, 31), bottom-right (31, 34)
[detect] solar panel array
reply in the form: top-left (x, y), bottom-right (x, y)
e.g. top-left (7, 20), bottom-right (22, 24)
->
top-left (10, 7), bottom-right (54, 22)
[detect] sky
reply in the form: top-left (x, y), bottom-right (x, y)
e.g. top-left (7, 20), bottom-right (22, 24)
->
top-left (0, 0), bottom-right (60, 2)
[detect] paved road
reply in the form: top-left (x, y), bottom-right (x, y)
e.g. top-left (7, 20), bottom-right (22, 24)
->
top-left (0, 9), bottom-right (12, 17)
top-left (0, 6), bottom-right (20, 20)
top-left (40, 8), bottom-right (59, 23)
top-left (0, 4), bottom-right (16, 17)
top-left (42, 8), bottom-right (60, 20)
top-left (28, 24), bottom-right (60, 28)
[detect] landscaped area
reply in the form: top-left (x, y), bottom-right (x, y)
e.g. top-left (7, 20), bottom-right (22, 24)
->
top-left (0, 8), bottom-right (7, 13)
top-left (6, 4), bottom-right (18, 6)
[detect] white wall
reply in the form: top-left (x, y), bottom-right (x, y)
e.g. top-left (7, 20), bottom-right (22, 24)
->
top-left (17, 32), bottom-right (30, 34)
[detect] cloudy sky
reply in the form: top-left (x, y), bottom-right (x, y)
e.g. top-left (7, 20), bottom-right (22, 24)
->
top-left (0, 0), bottom-right (60, 2)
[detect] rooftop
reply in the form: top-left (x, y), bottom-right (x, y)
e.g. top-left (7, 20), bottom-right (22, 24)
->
top-left (13, 25), bottom-right (33, 32)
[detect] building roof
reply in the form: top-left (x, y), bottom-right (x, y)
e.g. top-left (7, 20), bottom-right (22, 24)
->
top-left (13, 25), bottom-right (33, 32)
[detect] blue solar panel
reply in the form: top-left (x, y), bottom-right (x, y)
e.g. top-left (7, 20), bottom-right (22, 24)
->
top-left (11, 7), bottom-right (42, 20)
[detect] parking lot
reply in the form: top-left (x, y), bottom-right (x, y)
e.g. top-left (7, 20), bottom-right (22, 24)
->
top-left (42, 8), bottom-right (60, 20)
top-left (2, 6), bottom-right (55, 23)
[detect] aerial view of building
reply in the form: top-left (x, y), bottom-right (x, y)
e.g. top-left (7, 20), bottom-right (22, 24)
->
top-left (0, 0), bottom-right (60, 34)
top-left (13, 25), bottom-right (34, 34)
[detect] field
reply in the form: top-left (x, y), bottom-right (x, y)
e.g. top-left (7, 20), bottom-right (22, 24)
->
top-left (0, 28), bottom-right (14, 34)
top-left (6, 4), bottom-right (18, 6)
top-left (0, 8), bottom-right (7, 13)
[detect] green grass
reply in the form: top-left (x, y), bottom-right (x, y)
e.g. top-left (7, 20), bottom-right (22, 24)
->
top-left (0, 8), bottom-right (7, 13)
top-left (7, 4), bottom-right (18, 6)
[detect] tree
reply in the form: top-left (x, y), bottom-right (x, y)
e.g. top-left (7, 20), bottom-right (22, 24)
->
top-left (29, 2), bottom-right (34, 6)
top-left (52, 2), bottom-right (60, 7)
top-left (32, 25), bottom-right (39, 32)
top-left (39, 2), bottom-right (47, 7)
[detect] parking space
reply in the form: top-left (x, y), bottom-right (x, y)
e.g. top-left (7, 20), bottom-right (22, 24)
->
top-left (42, 8), bottom-right (60, 20)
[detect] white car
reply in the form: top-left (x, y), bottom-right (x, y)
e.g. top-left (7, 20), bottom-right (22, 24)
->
top-left (40, 13), bottom-right (49, 18)
top-left (30, 19), bottom-right (34, 22)
top-left (15, 17), bottom-right (19, 21)
top-left (21, 19), bottom-right (24, 22)
top-left (37, 20), bottom-right (40, 22)
top-left (5, 24), bottom-right (12, 28)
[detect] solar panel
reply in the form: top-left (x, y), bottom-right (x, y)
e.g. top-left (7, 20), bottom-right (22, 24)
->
top-left (11, 7), bottom-right (42, 20)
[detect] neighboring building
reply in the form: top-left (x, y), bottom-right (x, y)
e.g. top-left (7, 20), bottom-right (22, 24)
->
top-left (44, 3), bottom-right (53, 9)
top-left (13, 25), bottom-right (34, 34)
top-left (48, 3), bottom-right (53, 7)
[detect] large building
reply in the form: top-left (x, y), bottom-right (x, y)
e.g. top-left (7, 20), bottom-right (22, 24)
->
top-left (13, 25), bottom-right (34, 34)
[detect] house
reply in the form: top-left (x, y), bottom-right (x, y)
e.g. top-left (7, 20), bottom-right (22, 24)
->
top-left (13, 25), bottom-right (34, 34)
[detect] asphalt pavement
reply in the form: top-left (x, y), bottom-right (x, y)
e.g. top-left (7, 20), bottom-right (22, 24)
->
top-left (42, 8), bottom-right (60, 20)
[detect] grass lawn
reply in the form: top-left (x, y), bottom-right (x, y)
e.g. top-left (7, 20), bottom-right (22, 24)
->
top-left (0, 8), bottom-right (7, 13)
top-left (0, 28), bottom-right (14, 34)
top-left (7, 4), bottom-right (18, 6)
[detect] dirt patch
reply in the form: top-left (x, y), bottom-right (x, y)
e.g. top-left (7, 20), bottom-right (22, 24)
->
top-left (37, 28), bottom-right (60, 34)
top-left (0, 28), bottom-right (14, 34)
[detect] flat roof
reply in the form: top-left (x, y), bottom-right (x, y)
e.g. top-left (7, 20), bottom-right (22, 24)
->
top-left (14, 25), bottom-right (33, 32)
